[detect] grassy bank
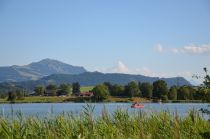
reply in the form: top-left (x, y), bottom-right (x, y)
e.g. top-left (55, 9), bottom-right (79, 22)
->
top-left (0, 96), bottom-right (150, 104)
top-left (0, 105), bottom-right (209, 139)
top-left (0, 96), bottom-right (74, 103)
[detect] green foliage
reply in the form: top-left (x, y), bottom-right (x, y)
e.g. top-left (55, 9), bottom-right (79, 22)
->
top-left (46, 84), bottom-right (57, 90)
top-left (0, 106), bottom-right (209, 139)
top-left (72, 82), bottom-right (80, 94)
top-left (203, 67), bottom-right (210, 88)
top-left (110, 84), bottom-right (124, 96)
top-left (45, 84), bottom-right (57, 96)
top-left (202, 68), bottom-right (210, 102)
top-left (92, 84), bottom-right (109, 101)
top-left (177, 86), bottom-right (190, 100)
top-left (34, 85), bottom-right (45, 96)
top-left (168, 86), bottom-right (177, 100)
top-left (0, 93), bottom-right (6, 99)
top-left (59, 83), bottom-right (72, 95)
top-left (193, 67), bottom-right (210, 102)
top-left (7, 91), bottom-right (16, 102)
top-left (103, 82), bottom-right (113, 93)
top-left (140, 82), bottom-right (153, 98)
top-left (153, 80), bottom-right (168, 99)
top-left (161, 95), bottom-right (168, 101)
top-left (124, 81), bottom-right (141, 97)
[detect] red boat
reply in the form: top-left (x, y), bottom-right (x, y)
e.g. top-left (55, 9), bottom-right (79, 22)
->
top-left (131, 102), bottom-right (144, 108)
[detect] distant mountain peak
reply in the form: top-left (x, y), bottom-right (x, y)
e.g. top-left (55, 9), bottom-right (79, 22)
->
top-left (0, 59), bottom-right (87, 82)
top-left (30, 58), bottom-right (65, 65)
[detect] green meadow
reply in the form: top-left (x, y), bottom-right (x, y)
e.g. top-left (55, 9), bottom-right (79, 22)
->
top-left (80, 86), bottom-right (94, 92)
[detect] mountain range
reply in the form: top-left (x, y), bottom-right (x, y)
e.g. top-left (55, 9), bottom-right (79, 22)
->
top-left (0, 59), bottom-right (191, 92)
top-left (0, 59), bottom-right (87, 82)
top-left (17, 72), bottom-right (190, 89)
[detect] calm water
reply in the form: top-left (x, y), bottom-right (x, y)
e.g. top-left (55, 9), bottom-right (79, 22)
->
top-left (0, 103), bottom-right (209, 119)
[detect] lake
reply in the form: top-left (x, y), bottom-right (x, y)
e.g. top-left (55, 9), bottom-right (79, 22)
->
top-left (0, 103), bottom-right (209, 119)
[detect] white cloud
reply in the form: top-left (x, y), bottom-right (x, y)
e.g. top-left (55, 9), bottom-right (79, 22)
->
top-left (182, 44), bottom-right (210, 54)
top-left (154, 43), bottom-right (210, 55)
top-left (113, 61), bottom-right (129, 73)
top-left (98, 61), bottom-right (167, 77)
top-left (98, 61), bottom-right (129, 74)
top-left (154, 43), bottom-right (164, 53)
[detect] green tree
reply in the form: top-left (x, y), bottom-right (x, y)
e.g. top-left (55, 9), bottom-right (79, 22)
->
top-left (72, 82), bottom-right (80, 94)
top-left (124, 81), bottom-right (141, 97)
top-left (203, 67), bottom-right (210, 88)
top-left (92, 84), bottom-right (109, 101)
top-left (7, 91), bottom-right (16, 102)
top-left (0, 92), bottom-right (7, 99)
top-left (168, 86), bottom-right (177, 100)
top-left (152, 80), bottom-right (168, 99)
top-left (194, 68), bottom-right (210, 125)
top-left (34, 85), bottom-right (45, 96)
top-left (202, 67), bottom-right (210, 102)
top-left (110, 84), bottom-right (124, 96)
top-left (140, 82), bottom-right (153, 99)
top-left (59, 83), bottom-right (72, 95)
top-left (177, 86), bottom-right (190, 100)
top-left (46, 84), bottom-right (57, 90)
top-left (194, 87), bottom-right (204, 100)
top-left (46, 84), bottom-right (57, 96)
top-left (193, 67), bottom-right (210, 102)
top-left (188, 86), bottom-right (196, 100)
top-left (103, 82), bottom-right (113, 93)
top-left (161, 95), bottom-right (168, 101)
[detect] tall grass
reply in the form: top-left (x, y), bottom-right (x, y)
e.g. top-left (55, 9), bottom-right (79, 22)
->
top-left (0, 105), bottom-right (209, 139)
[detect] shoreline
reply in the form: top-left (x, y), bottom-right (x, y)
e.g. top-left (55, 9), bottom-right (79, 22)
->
top-left (0, 96), bottom-right (205, 104)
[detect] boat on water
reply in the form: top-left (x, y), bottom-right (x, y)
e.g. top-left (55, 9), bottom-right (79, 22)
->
top-left (131, 102), bottom-right (144, 108)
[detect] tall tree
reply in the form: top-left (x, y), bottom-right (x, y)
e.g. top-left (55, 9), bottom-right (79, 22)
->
top-left (46, 84), bottom-right (57, 96)
top-left (168, 86), bottom-right (177, 100)
top-left (7, 91), bottom-right (16, 102)
top-left (92, 84), bottom-right (109, 101)
top-left (203, 67), bottom-right (210, 88)
top-left (152, 80), bottom-right (168, 99)
top-left (46, 84), bottom-right (57, 90)
top-left (177, 86), bottom-right (190, 100)
top-left (34, 85), bottom-right (45, 96)
top-left (72, 82), bottom-right (80, 94)
top-left (188, 86), bottom-right (196, 100)
top-left (110, 84), bottom-right (124, 96)
top-left (59, 83), bottom-right (72, 95)
top-left (140, 82), bottom-right (153, 99)
top-left (103, 82), bottom-right (113, 93)
top-left (124, 81), bottom-right (141, 97)
top-left (193, 67), bottom-right (210, 101)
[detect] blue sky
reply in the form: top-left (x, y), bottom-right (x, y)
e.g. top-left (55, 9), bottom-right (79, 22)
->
top-left (0, 0), bottom-right (210, 83)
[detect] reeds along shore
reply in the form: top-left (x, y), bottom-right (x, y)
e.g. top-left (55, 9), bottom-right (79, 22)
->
top-left (0, 105), bottom-right (209, 139)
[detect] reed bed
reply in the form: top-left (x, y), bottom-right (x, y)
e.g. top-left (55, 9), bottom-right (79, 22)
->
top-left (0, 104), bottom-right (209, 139)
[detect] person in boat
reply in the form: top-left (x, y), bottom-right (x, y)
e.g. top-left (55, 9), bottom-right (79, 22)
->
top-left (131, 102), bottom-right (144, 108)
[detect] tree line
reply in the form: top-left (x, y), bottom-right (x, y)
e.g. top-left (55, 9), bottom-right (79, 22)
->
top-left (92, 68), bottom-right (210, 102)
top-left (4, 82), bottom-right (80, 102)
top-left (92, 80), bottom-right (204, 101)
top-left (3, 68), bottom-right (210, 103)
top-left (33, 82), bottom-right (82, 96)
